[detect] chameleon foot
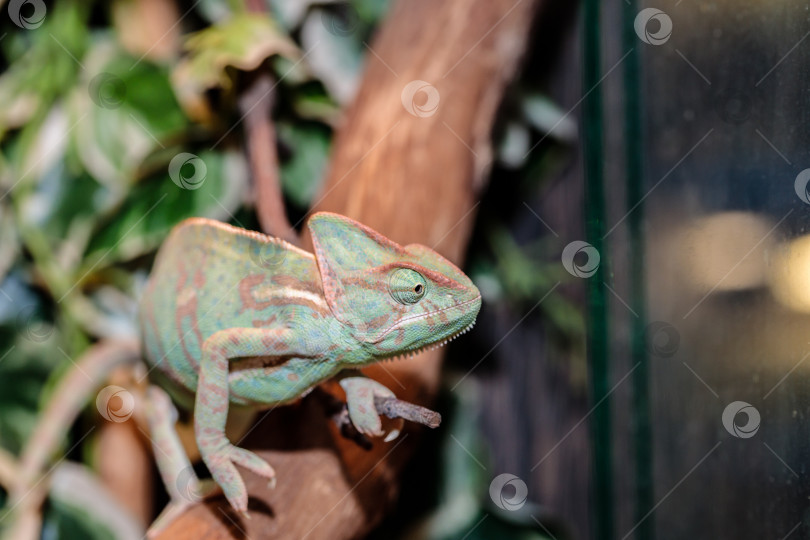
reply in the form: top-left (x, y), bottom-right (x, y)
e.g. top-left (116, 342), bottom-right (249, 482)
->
top-left (339, 377), bottom-right (398, 438)
top-left (202, 442), bottom-right (276, 514)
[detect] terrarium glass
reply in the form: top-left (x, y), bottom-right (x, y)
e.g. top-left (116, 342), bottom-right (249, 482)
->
top-left (585, 1), bottom-right (810, 539)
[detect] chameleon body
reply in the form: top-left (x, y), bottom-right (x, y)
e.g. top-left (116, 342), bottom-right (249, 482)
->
top-left (138, 212), bottom-right (481, 514)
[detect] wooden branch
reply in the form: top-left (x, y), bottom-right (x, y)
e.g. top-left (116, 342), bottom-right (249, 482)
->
top-left (153, 0), bottom-right (540, 537)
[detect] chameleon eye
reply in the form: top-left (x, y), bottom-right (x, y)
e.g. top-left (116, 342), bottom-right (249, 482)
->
top-left (389, 268), bottom-right (428, 305)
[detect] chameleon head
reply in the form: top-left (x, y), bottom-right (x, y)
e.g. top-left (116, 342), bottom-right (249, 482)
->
top-left (308, 213), bottom-right (482, 360)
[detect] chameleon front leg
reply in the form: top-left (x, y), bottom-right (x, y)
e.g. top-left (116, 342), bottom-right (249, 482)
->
top-left (194, 328), bottom-right (289, 515)
top-left (339, 377), bottom-right (400, 440)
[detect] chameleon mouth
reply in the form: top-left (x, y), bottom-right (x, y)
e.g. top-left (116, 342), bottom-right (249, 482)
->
top-left (381, 318), bottom-right (478, 362)
top-left (427, 318), bottom-right (477, 351)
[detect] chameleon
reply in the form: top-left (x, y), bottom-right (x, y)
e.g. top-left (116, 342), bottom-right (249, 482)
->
top-left (137, 212), bottom-right (482, 515)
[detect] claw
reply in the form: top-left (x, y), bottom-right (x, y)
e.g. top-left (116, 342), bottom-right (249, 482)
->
top-left (340, 377), bottom-right (396, 438)
top-left (200, 441), bottom-right (274, 515)
top-left (383, 418), bottom-right (405, 442)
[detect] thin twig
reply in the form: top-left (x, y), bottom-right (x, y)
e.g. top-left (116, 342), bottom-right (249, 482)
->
top-left (238, 71), bottom-right (298, 244)
top-left (373, 395), bottom-right (442, 428)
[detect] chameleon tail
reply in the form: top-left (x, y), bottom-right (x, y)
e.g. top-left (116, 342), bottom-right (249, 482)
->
top-left (143, 385), bottom-right (202, 537)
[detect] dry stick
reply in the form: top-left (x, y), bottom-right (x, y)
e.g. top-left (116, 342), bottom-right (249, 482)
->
top-left (239, 0), bottom-right (297, 242)
top-left (0, 447), bottom-right (18, 490)
top-left (239, 72), bottom-right (298, 244)
top-left (373, 396), bottom-right (442, 429)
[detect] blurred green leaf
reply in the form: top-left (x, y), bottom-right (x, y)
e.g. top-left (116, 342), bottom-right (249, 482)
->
top-left (0, 207), bottom-right (18, 285)
top-left (498, 122), bottom-right (531, 169)
top-left (300, 7), bottom-right (364, 106)
top-left (43, 496), bottom-right (117, 540)
top-left (277, 121), bottom-right (331, 208)
top-left (44, 463), bottom-right (144, 540)
top-left (486, 228), bottom-right (585, 345)
top-left (84, 149), bottom-right (248, 266)
top-left (0, 330), bottom-right (61, 455)
top-left (269, 0), bottom-right (318, 30)
top-left (71, 47), bottom-right (188, 191)
top-left (0, 2), bottom-right (88, 135)
top-left (290, 83), bottom-right (341, 124)
top-left (172, 12), bottom-right (301, 122)
top-left (489, 228), bottom-right (563, 300)
top-left (522, 94), bottom-right (577, 143)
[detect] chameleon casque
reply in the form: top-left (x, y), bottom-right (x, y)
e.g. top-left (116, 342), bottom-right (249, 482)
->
top-left (138, 212), bottom-right (482, 515)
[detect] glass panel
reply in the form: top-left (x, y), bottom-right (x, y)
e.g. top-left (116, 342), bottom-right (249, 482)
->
top-left (587, 1), bottom-right (810, 538)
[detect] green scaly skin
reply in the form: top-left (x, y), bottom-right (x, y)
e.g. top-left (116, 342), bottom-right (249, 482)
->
top-left (139, 212), bottom-right (482, 514)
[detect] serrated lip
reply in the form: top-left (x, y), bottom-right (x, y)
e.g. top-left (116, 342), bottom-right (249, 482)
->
top-left (380, 316), bottom-right (478, 362)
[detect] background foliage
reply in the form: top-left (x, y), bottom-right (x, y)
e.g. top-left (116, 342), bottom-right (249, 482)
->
top-left (0, 1), bottom-right (580, 538)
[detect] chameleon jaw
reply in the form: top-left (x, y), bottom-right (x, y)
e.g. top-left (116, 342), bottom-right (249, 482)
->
top-left (382, 318), bottom-right (477, 362)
